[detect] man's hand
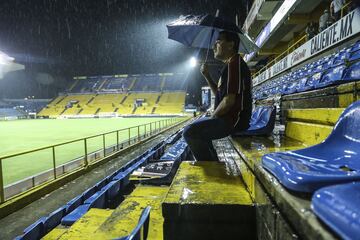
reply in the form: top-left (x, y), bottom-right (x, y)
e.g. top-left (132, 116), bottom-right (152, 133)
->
top-left (200, 63), bottom-right (210, 78)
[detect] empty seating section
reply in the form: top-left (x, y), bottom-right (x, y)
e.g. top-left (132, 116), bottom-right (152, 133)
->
top-left (162, 74), bottom-right (187, 91)
top-left (71, 78), bottom-right (104, 93)
top-left (132, 93), bottom-right (160, 114)
top-left (38, 73), bottom-right (187, 117)
top-left (16, 130), bottom-right (187, 240)
top-left (253, 41), bottom-right (360, 100)
top-left (102, 76), bottom-right (132, 91)
top-left (90, 94), bottom-right (126, 114)
top-left (132, 74), bottom-right (162, 92)
top-left (0, 108), bottom-right (25, 118)
top-left (155, 92), bottom-right (185, 114)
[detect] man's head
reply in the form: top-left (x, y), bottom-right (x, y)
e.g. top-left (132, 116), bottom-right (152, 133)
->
top-left (213, 31), bottom-right (240, 61)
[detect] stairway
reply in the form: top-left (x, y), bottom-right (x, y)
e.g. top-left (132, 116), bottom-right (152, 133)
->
top-left (151, 107), bottom-right (156, 114)
top-left (114, 107), bottom-right (119, 113)
top-left (95, 108), bottom-right (101, 115)
top-left (87, 95), bottom-right (96, 104)
top-left (120, 94), bottom-right (129, 104)
top-left (77, 109), bottom-right (83, 115)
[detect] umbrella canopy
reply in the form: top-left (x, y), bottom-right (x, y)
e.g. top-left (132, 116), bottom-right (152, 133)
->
top-left (166, 14), bottom-right (259, 54)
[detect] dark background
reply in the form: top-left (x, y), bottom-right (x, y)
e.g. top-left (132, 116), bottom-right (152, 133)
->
top-left (0, 0), bottom-right (251, 101)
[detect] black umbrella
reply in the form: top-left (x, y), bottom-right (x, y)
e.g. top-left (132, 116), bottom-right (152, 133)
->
top-left (166, 14), bottom-right (259, 55)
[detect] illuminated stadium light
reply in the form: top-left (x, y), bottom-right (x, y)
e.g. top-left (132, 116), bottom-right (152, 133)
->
top-left (190, 57), bottom-right (197, 67)
top-left (0, 51), bottom-right (14, 65)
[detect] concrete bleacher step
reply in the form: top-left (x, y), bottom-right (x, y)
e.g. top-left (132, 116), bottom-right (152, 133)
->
top-left (162, 161), bottom-right (255, 240)
top-left (43, 209), bottom-right (114, 240)
top-left (286, 108), bottom-right (345, 125)
top-left (285, 108), bottom-right (345, 146)
top-left (57, 185), bottom-right (168, 239)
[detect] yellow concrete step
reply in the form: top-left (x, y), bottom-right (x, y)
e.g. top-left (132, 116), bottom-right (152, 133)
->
top-left (49, 208), bottom-right (113, 240)
top-left (42, 228), bottom-right (67, 240)
top-left (285, 121), bottom-right (333, 146)
top-left (93, 185), bottom-right (169, 240)
top-left (162, 161), bottom-right (255, 240)
top-left (286, 108), bottom-right (345, 125)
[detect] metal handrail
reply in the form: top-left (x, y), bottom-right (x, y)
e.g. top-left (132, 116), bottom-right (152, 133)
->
top-left (0, 116), bottom-right (189, 203)
top-left (341, 1), bottom-right (352, 18)
top-left (253, 34), bottom-right (307, 78)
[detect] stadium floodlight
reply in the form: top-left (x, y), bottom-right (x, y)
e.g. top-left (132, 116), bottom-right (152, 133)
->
top-left (190, 57), bottom-right (197, 67)
top-left (0, 51), bottom-right (14, 65)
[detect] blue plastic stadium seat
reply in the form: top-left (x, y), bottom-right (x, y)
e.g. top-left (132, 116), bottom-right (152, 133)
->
top-left (295, 76), bottom-right (309, 93)
top-left (332, 50), bottom-right (351, 66)
top-left (349, 49), bottom-right (360, 62)
top-left (101, 180), bottom-right (121, 200)
top-left (282, 81), bottom-right (298, 95)
top-left (262, 100), bottom-right (360, 192)
top-left (61, 190), bottom-right (107, 226)
top-left (43, 206), bottom-right (67, 232)
top-left (304, 71), bottom-right (323, 91)
top-left (95, 178), bottom-right (108, 190)
top-left (65, 195), bottom-right (83, 214)
top-left (343, 61), bottom-right (360, 81)
top-left (316, 64), bottom-right (347, 88)
top-left (311, 182), bottom-right (360, 240)
top-left (113, 206), bottom-right (151, 240)
top-left (351, 41), bottom-right (360, 52)
top-left (15, 219), bottom-right (44, 240)
top-left (233, 106), bottom-right (276, 136)
top-left (81, 186), bottom-right (97, 201)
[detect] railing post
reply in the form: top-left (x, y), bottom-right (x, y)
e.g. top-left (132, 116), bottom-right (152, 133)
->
top-left (103, 134), bottom-right (106, 157)
top-left (137, 126), bottom-right (140, 141)
top-left (52, 146), bottom-right (57, 179)
top-left (128, 128), bottom-right (131, 145)
top-left (116, 131), bottom-right (119, 151)
top-left (84, 139), bottom-right (88, 167)
top-left (0, 159), bottom-right (5, 203)
top-left (150, 123), bottom-right (152, 135)
top-left (145, 124), bottom-right (147, 137)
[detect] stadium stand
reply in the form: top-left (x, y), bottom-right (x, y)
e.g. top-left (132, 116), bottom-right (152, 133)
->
top-left (37, 73), bottom-right (187, 118)
top-left (155, 92), bottom-right (185, 114)
top-left (14, 130), bottom-right (188, 240)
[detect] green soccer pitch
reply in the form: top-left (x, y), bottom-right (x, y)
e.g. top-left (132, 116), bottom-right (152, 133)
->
top-left (0, 117), bottom-right (172, 185)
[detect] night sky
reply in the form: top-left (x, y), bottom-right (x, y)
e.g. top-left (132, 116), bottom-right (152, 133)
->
top-left (0, 0), bottom-right (250, 98)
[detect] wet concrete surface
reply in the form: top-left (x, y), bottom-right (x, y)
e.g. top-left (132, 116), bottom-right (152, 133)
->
top-left (0, 125), bottom-right (183, 240)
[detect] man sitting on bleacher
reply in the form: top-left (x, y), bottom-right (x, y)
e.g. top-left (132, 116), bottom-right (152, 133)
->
top-left (183, 31), bottom-right (252, 161)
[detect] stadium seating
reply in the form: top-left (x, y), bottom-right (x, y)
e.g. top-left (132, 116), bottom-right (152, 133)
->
top-left (253, 41), bottom-right (360, 100)
top-left (233, 106), bottom-right (276, 136)
top-left (132, 74), bottom-right (162, 92)
top-left (261, 100), bottom-right (360, 192)
top-left (0, 108), bottom-right (25, 118)
top-left (155, 92), bottom-right (185, 114)
top-left (311, 182), bottom-right (360, 240)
